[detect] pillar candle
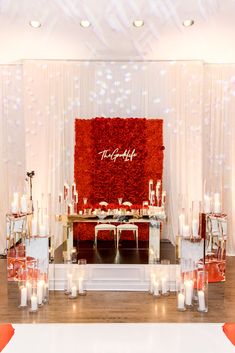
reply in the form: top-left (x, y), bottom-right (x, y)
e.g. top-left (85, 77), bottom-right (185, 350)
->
top-left (198, 290), bottom-right (206, 311)
top-left (31, 294), bottom-right (38, 311)
top-left (156, 182), bottom-right (161, 199)
top-left (13, 192), bottom-right (19, 204)
top-left (44, 215), bottom-right (49, 235)
top-left (11, 192), bottom-right (19, 213)
top-left (71, 285), bottom-right (77, 297)
top-left (178, 214), bottom-right (185, 236)
top-left (184, 280), bottom-right (193, 306)
top-left (153, 280), bottom-right (160, 296)
top-left (182, 225), bottom-right (190, 237)
top-left (162, 191), bottom-right (166, 205)
top-left (214, 193), bottom-right (221, 213)
top-left (177, 293), bottom-right (185, 310)
top-left (39, 224), bottom-right (46, 237)
top-left (31, 218), bottom-right (38, 236)
top-left (192, 219), bottom-right (199, 237)
top-left (11, 201), bottom-right (18, 214)
top-left (214, 193), bottom-right (220, 203)
top-left (20, 287), bottom-right (27, 306)
top-left (20, 194), bottom-right (28, 213)
top-left (37, 280), bottom-right (44, 305)
top-left (26, 281), bottom-right (32, 299)
top-left (214, 202), bottom-right (221, 214)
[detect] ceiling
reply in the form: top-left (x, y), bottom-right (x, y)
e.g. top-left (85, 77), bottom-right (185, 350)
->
top-left (0, 0), bottom-right (235, 63)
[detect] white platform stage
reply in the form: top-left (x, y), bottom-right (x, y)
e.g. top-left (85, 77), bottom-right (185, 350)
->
top-left (49, 264), bottom-right (180, 291)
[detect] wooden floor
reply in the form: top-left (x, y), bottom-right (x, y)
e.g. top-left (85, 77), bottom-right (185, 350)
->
top-left (0, 257), bottom-right (235, 323)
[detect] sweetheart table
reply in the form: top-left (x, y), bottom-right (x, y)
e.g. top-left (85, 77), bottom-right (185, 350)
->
top-left (57, 215), bottom-right (162, 264)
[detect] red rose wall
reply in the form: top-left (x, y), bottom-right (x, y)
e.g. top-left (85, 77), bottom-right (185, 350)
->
top-left (74, 117), bottom-right (164, 240)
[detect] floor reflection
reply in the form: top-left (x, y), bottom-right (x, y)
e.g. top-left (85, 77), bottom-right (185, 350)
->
top-left (54, 240), bottom-right (176, 264)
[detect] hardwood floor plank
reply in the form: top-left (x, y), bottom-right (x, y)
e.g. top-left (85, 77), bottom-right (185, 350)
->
top-left (0, 258), bottom-right (234, 323)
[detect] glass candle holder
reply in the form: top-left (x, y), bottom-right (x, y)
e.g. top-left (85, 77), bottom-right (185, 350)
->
top-left (69, 283), bottom-right (78, 299)
top-left (41, 273), bottom-right (49, 304)
top-left (177, 280), bottom-right (186, 311)
top-left (161, 276), bottom-right (169, 296)
top-left (71, 247), bottom-right (78, 264)
top-left (149, 273), bottom-right (156, 294)
top-left (160, 265), bottom-right (170, 296)
top-left (26, 280), bottom-right (33, 303)
top-left (153, 280), bottom-right (160, 297)
top-left (184, 279), bottom-right (194, 308)
top-left (77, 259), bottom-right (87, 295)
top-left (65, 272), bottom-right (72, 295)
top-left (78, 277), bottom-right (86, 296)
top-left (177, 292), bottom-right (186, 311)
top-left (149, 247), bottom-right (155, 265)
top-left (37, 279), bottom-right (45, 307)
top-left (183, 270), bottom-right (194, 308)
top-left (197, 270), bottom-right (208, 313)
top-left (37, 258), bottom-right (49, 304)
top-left (29, 283), bottom-right (38, 313)
top-left (19, 283), bottom-right (28, 308)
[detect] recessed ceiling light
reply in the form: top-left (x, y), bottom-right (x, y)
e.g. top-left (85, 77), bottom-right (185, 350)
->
top-left (80, 20), bottom-right (91, 28)
top-left (182, 19), bottom-right (194, 27)
top-left (133, 19), bottom-right (144, 28)
top-left (29, 20), bottom-right (41, 28)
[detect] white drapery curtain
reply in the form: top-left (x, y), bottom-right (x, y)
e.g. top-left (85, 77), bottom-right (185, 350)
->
top-left (203, 64), bottom-right (235, 255)
top-left (0, 64), bottom-right (25, 253)
top-left (0, 60), bottom-right (234, 255)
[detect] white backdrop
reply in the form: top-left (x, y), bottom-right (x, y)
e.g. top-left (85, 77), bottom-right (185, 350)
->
top-left (0, 60), bottom-right (234, 255)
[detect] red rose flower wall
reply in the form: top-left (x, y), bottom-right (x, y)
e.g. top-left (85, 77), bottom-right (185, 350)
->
top-left (74, 117), bottom-right (164, 240)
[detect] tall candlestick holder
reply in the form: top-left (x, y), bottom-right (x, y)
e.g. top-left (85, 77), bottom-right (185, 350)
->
top-left (197, 270), bottom-right (208, 312)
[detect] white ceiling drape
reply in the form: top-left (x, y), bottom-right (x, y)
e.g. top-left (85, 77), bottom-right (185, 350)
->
top-left (0, 60), bottom-right (234, 255)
